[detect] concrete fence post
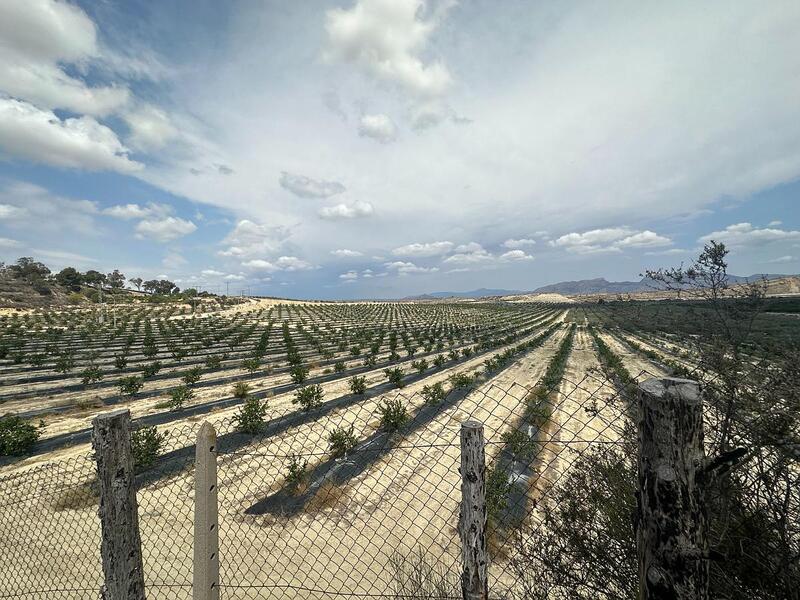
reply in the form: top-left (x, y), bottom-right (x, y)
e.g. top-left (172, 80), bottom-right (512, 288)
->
top-left (459, 420), bottom-right (488, 600)
top-left (92, 409), bottom-right (146, 600)
top-left (194, 422), bottom-right (219, 600)
top-left (637, 377), bottom-right (708, 600)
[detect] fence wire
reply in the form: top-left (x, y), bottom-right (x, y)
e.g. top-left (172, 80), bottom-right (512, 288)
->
top-left (0, 369), bottom-right (649, 599)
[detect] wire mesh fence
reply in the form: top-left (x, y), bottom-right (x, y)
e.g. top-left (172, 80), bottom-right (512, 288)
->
top-left (0, 369), bottom-right (649, 599)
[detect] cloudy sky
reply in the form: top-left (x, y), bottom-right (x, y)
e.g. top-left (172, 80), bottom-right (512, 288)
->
top-left (0, 0), bottom-right (799, 299)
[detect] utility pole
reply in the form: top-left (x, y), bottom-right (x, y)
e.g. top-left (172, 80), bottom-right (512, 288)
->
top-left (225, 281), bottom-right (230, 296)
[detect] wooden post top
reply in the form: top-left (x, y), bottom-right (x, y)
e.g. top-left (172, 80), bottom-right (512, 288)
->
top-left (640, 377), bottom-right (701, 404)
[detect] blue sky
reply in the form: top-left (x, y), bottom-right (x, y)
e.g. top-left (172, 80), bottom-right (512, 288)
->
top-left (0, 0), bottom-right (798, 299)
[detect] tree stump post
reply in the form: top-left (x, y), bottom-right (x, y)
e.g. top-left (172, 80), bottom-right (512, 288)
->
top-left (637, 377), bottom-right (708, 600)
top-left (459, 420), bottom-right (488, 600)
top-left (92, 409), bottom-right (146, 600)
top-left (194, 422), bottom-right (219, 600)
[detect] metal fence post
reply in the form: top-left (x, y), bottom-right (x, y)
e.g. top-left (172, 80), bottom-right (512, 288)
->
top-left (92, 409), bottom-right (146, 600)
top-left (194, 422), bottom-right (219, 600)
top-left (637, 377), bottom-right (708, 600)
top-left (459, 420), bottom-right (488, 600)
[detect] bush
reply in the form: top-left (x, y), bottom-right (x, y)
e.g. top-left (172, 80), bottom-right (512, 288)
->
top-left (204, 355), bottom-right (222, 369)
top-left (114, 355), bottom-right (127, 370)
top-left (433, 355), bottom-right (446, 368)
top-left (169, 385), bottom-right (194, 410)
top-left (449, 372), bottom-right (475, 389)
top-left (334, 360), bottom-right (346, 373)
top-left (232, 381), bottom-right (251, 399)
top-left (384, 367), bottom-right (405, 388)
top-left (290, 364), bottom-right (309, 384)
top-left (81, 365), bottom-right (103, 386)
top-left (142, 361), bottom-right (161, 378)
top-left (130, 426), bottom-right (167, 470)
top-left (349, 375), bottom-right (367, 395)
top-left (411, 359), bottom-right (428, 373)
top-left (55, 353), bottom-right (75, 374)
top-left (234, 396), bottom-right (267, 434)
top-left (501, 429), bottom-right (539, 460)
top-left (242, 357), bottom-right (260, 373)
top-left (378, 398), bottom-right (408, 432)
top-left (182, 366), bottom-right (202, 386)
top-left (421, 382), bottom-right (447, 404)
top-left (328, 425), bottom-right (357, 458)
top-left (119, 376), bottom-right (144, 396)
top-left (285, 454), bottom-right (308, 491)
top-left (0, 416), bottom-right (42, 456)
top-left (293, 384), bottom-right (324, 411)
top-left (486, 466), bottom-right (513, 522)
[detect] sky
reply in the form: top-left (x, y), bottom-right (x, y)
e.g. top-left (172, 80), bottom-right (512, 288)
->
top-left (0, 0), bottom-right (799, 300)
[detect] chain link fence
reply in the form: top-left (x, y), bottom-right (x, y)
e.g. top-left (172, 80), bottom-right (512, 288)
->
top-left (1, 369), bottom-right (654, 599)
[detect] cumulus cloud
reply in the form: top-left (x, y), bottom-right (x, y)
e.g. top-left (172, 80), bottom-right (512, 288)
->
top-left (103, 203), bottom-right (171, 220)
top-left (331, 248), bottom-right (363, 257)
top-left (384, 260), bottom-right (438, 274)
top-left (699, 223), bottom-right (800, 247)
top-left (443, 243), bottom-right (493, 265)
top-left (242, 256), bottom-right (314, 272)
top-left (135, 216), bottom-right (197, 243)
top-left (123, 104), bottom-right (178, 151)
top-left (201, 269), bottom-right (225, 277)
top-left (358, 114), bottom-right (398, 143)
top-left (318, 201), bottom-right (374, 220)
top-left (0, 98), bottom-right (142, 173)
top-left (218, 220), bottom-right (291, 258)
top-left (339, 270), bottom-right (359, 280)
top-left (499, 250), bottom-right (534, 261)
top-left (503, 238), bottom-right (536, 249)
top-left (0, 180), bottom-right (98, 235)
top-left (392, 241), bottom-right (453, 257)
top-left (324, 0), bottom-right (454, 99)
top-left (0, 0), bottom-right (130, 116)
top-left (279, 171), bottom-right (346, 199)
top-left (550, 228), bottom-right (672, 254)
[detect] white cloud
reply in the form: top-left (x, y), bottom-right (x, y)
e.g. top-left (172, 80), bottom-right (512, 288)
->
top-left (331, 248), bottom-right (363, 257)
top-left (700, 223), bottom-right (800, 247)
top-left (503, 238), bottom-right (536, 249)
top-left (768, 255), bottom-right (794, 264)
top-left (0, 98), bottom-right (142, 173)
top-left (218, 220), bottom-right (291, 258)
top-left (358, 114), bottom-right (398, 143)
top-left (499, 250), bottom-right (534, 261)
top-left (0, 0), bottom-right (130, 116)
top-left (324, 0), bottom-right (454, 99)
top-left (318, 201), bottom-right (374, 220)
top-left (242, 256), bottom-right (314, 273)
top-left (123, 104), bottom-right (178, 151)
top-left (0, 180), bottom-right (98, 235)
top-left (443, 243), bottom-right (493, 265)
top-left (550, 228), bottom-right (672, 254)
top-left (224, 273), bottom-right (246, 281)
top-left (135, 216), bottom-right (197, 243)
top-left (392, 241), bottom-right (453, 257)
top-left (384, 260), bottom-right (439, 275)
top-left (201, 269), bottom-right (225, 277)
top-left (339, 270), bottom-right (359, 280)
top-left (103, 203), bottom-right (171, 220)
top-left (279, 171), bottom-right (345, 198)
top-left (162, 252), bottom-right (187, 269)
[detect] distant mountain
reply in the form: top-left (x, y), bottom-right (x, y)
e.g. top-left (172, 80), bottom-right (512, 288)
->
top-left (531, 274), bottom-right (790, 296)
top-left (403, 287), bottom-right (523, 300)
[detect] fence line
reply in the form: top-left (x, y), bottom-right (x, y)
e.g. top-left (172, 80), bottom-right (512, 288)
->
top-left (0, 370), bottom-right (710, 599)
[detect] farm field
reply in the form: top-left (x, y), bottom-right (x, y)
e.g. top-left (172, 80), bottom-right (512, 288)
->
top-left (0, 295), bottom-right (797, 599)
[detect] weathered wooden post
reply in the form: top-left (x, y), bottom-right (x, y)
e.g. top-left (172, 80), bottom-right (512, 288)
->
top-left (637, 377), bottom-right (708, 600)
top-left (459, 420), bottom-right (488, 600)
top-left (92, 409), bottom-right (146, 600)
top-left (194, 422), bottom-right (219, 600)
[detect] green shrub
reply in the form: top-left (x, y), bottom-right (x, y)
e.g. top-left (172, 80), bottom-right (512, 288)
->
top-left (142, 361), bottom-right (162, 378)
top-left (119, 376), bottom-right (144, 396)
top-left (384, 367), bottom-right (405, 388)
top-left (449, 372), bottom-right (475, 389)
top-left (501, 429), bottom-right (539, 460)
top-left (378, 398), bottom-right (408, 432)
top-left (293, 384), bottom-right (324, 411)
top-left (114, 355), bottom-right (128, 370)
top-left (182, 366), bottom-right (202, 386)
top-left (328, 425), bottom-right (357, 458)
top-left (242, 357), bottom-right (260, 373)
top-left (130, 426), bottom-right (167, 470)
top-left (232, 381), bottom-right (251, 399)
top-left (55, 353), bottom-right (75, 373)
top-left (81, 365), bottom-right (103, 386)
top-left (411, 359), bottom-right (428, 373)
top-left (290, 364), bottom-right (309, 384)
top-left (334, 360), bottom-right (346, 373)
top-left (349, 375), bottom-right (367, 395)
top-left (204, 355), bottom-right (222, 369)
top-left (234, 396), bottom-right (268, 434)
top-left (421, 382), bottom-right (447, 404)
top-left (169, 385), bottom-right (194, 410)
top-left (0, 416), bottom-right (42, 456)
top-left (433, 355), bottom-right (446, 368)
top-left (486, 466), bottom-right (513, 522)
top-left (285, 454), bottom-right (308, 491)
